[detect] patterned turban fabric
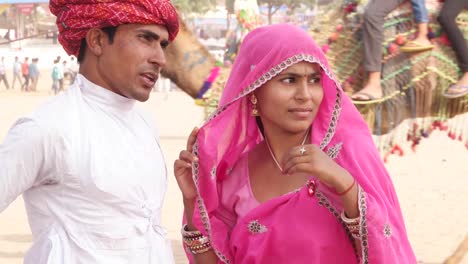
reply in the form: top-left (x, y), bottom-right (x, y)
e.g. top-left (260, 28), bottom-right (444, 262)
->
top-left (49, 0), bottom-right (179, 57)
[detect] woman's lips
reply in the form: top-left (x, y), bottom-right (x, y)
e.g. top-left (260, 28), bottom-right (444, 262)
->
top-left (288, 108), bottom-right (313, 118)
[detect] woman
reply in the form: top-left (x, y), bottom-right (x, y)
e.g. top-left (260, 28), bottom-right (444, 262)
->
top-left (174, 24), bottom-right (416, 263)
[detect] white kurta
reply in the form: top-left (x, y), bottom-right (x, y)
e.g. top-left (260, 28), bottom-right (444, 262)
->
top-left (0, 74), bottom-right (174, 263)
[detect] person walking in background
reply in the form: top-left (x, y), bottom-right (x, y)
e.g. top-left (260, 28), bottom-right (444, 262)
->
top-left (69, 56), bottom-right (79, 83)
top-left (12, 56), bottom-right (23, 89)
top-left (28, 58), bottom-right (40, 92)
top-left (21, 57), bottom-right (29, 91)
top-left (439, 0), bottom-right (468, 98)
top-left (51, 59), bottom-right (62, 95)
top-left (0, 56), bottom-right (10, 90)
top-left (60, 60), bottom-right (67, 91)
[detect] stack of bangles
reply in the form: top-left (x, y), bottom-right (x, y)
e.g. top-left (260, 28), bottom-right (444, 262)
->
top-left (181, 224), bottom-right (212, 254)
top-left (341, 211), bottom-right (361, 240)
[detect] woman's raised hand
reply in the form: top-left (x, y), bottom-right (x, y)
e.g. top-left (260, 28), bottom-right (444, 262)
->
top-left (174, 127), bottom-right (199, 201)
top-left (282, 144), bottom-right (344, 187)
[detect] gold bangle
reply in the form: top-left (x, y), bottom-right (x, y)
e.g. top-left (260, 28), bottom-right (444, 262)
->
top-left (184, 236), bottom-right (210, 247)
top-left (181, 224), bottom-right (213, 254)
top-left (181, 224), bottom-right (202, 236)
top-left (190, 243), bottom-right (212, 254)
top-left (340, 211), bottom-right (360, 225)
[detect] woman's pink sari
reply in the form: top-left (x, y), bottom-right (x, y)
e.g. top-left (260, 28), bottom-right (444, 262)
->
top-left (187, 24), bottom-right (416, 263)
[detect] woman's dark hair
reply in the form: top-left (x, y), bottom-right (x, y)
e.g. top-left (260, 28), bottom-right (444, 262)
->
top-left (256, 116), bottom-right (265, 136)
top-left (77, 26), bottom-right (118, 63)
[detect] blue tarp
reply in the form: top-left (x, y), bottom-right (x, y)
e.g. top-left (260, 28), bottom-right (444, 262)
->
top-left (0, 0), bottom-right (48, 3)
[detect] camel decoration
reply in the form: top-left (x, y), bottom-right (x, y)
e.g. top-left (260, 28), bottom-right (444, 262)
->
top-left (313, 0), bottom-right (467, 158)
top-left (161, 0), bottom-right (467, 159)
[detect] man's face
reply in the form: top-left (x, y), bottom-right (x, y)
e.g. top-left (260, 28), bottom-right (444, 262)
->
top-left (96, 24), bottom-right (169, 102)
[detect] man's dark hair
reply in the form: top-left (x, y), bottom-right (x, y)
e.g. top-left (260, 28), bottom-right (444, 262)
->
top-left (77, 26), bottom-right (118, 63)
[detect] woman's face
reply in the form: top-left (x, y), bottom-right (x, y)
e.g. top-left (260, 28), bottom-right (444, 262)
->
top-left (255, 61), bottom-right (324, 134)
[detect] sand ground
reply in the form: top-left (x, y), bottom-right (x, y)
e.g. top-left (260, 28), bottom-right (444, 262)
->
top-left (0, 75), bottom-right (467, 264)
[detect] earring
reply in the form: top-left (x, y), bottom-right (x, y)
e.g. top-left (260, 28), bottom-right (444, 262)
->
top-left (250, 94), bottom-right (259, 116)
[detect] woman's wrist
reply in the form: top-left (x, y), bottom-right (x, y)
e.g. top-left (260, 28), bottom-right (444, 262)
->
top-left (321, 165), bottom-right (352, 191)
top-left (184, 198), bottom-right (196, 229)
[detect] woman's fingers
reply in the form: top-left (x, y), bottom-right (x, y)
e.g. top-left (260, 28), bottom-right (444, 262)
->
top-left (284, 163), bottom-right (309, 175)
top-left (173, 160), bottom-right (197, 200)
top-left (186, 127), bottom-right (199, 152)
top-left (174, 127), bottom-right (200, 201)
top-left (179, 150), bottom-right (198, 163)
top-left (282, 145), bottom-right (328, 175)
top-left (174, 159), bottom-right (191, 172)
top-left (283, 155), bottom-right (310, 174)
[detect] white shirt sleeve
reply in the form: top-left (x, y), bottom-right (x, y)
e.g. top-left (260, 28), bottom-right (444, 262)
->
top-left (0, 118), bottom-right (61, 212)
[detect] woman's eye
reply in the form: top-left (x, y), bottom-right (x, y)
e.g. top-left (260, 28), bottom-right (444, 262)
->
top-left (281, 77), bottom-right (295, 83)
top-left (309, 77), bottom-right (321, 83)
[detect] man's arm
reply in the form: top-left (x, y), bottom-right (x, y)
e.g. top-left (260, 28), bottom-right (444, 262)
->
top-left (0, 119), bottom-right (57, 212)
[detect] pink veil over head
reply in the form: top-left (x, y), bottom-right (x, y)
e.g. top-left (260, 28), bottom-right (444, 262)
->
top-left (189, 24), bottom-right (416, 263)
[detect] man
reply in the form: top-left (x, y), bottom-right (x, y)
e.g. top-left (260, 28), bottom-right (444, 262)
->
top-left (21, 57), bottom-right (29, 91)
top-left (58, 59), bottom-right (65, 91)
top-left (28, 58), bottom-right (40, 92)
top-left (12, 56), bottom-right (23, 89)
top-left (0, 1), bottom-right (179, 263)
top-left (0, 56), bottom-right (9, 90)
top-left (51, 58), bottom-right (62, 94)
top-left (69, 56), bottom-right (79, 83)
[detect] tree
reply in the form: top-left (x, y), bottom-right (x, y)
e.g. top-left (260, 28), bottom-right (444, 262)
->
top-left (258, 0), bottom-right (315, 24)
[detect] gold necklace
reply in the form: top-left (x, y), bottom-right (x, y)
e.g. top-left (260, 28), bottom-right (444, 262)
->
top-left (264, 127), bottom-right (310, 172)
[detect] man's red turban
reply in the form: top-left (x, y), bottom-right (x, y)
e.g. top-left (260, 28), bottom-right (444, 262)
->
top-left (49, 0), bottom-right (179, 57)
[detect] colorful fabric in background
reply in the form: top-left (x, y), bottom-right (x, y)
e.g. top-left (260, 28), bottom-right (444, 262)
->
top-left (196, 67), bottom-right (221, 99)
top-left (49, 0), bottom-right (179, 57)
top-left (309, 0), bottom-right (468, 158)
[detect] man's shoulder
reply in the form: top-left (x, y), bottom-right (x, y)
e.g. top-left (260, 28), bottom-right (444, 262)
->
top-left (27, 88), bottom-right (79, 130)
top-left (135, 106), bottom-right (160, 139)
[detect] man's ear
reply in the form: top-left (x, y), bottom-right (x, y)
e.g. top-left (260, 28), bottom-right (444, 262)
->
top-left (85, 28), bottom-right (107, 56)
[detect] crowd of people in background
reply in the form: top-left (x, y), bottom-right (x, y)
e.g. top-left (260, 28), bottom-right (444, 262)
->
top-left (0, 54), bottom-right (79, 94)
top-left (0, 52), bottom-right (175, 96)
